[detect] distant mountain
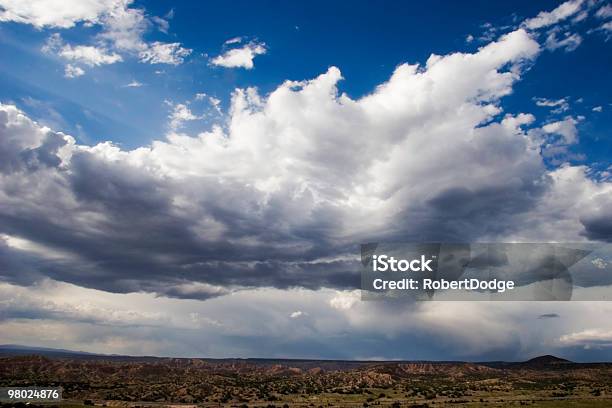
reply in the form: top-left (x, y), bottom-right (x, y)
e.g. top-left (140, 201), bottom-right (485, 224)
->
top-left (0, 345), bottom-right (582, 367)
top-left (0, 344), bottom-right (94, 354)
top-left (523, 355), bottom-right (572, 365)
top-left (0, 344), bottom-right (102, 358)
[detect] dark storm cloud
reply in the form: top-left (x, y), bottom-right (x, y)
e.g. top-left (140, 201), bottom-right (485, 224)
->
top-left (581, 214), bottom-right (612, 242)
top-left (538, 313), bottom-right (560, 319)
top-left (420, 182), bottom-right (550, 241)
top-left (0, 102), bottom-right (608, 300)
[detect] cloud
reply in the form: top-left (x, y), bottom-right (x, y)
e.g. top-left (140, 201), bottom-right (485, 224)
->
top-left (123, 80), bottom-right (143, 88)
top-left (559, 329), bottom-right (612, 349)
top-left (523, 0), bottom-right (585, 30)
top-left (592, 106), bottom-right (603, 112)
top-left (544, 31), bottom-right (582, 52)
top-left (0, 0), bottom-right (191, 67)
top-left (211, 41), bottom-right (266, 69)
top-left (542, 117), bottom-right (579, 144)
top-left (93, 4), bottom-right (192, 65)
top-left (600, 21), bottom-right (612, 33)
top-left (64, 64), bottom-right (85, 78)
top-left (224, 36), bottom-right (243, 45)
top-left (151, 15), bottom-right (169, 34)
top-left (591, 257), bottom-right (608, 269)
top-left (533, 97), bottom-right (570, 113)
top-left (0, 282), bottom-right (168, 327)
top-left (138, 42), bottom-right (191, 65)
top-left (595, 4), bottom-right (612, 19)
top-left (43, 34), bottom-right (122, 67)
top-left (58, 44), bottom-right (122, 66)
top-left (0, 28), bottom-right (611, 304)
top-left (4, 279), bottom-right (612, 359)
top-left (538, 313), bottom-right (560, 319)
top-left (167, 102), bottom-right (199, 130)
top-left (0, 0), bottom-right (123, 28)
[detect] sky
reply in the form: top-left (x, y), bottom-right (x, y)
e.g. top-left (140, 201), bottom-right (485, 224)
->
top-left (0, 0), bottom-right (611, 361)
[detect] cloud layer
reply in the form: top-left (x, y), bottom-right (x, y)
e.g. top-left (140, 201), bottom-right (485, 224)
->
top-left (1, 27), bottom-right (611, 302)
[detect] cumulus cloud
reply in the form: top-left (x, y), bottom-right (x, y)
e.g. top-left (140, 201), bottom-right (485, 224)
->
top-left (0, 28), bottom-right (611, 307)
top-left (211, 41), bottom-right (266, 69)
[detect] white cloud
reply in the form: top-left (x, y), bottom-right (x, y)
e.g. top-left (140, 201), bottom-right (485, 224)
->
top-left (289, 310), bottom-right (305, 318)
top-left (592, 106), bottom-right (603, 112)
top-left (224, 36), bottom-right (242, 45)
top-left (595, 4), bottom-right (612, 19)
top-left (533, 97), bottom-right (570, 113)
top-left (329, 291), bottom-right (360, 310)
top-left (0, 0), bottom-right (124, 28)
top-left (63, 64), bottom-right (85, 78)
top-left (523, 0), bottom-right (585, 30)
top-left (167, 103), bottom-right (199, 130)
top-left (591, 257), bottom-right (608, 269)
top-left (59, 44), bottom-right (122, 66)
top-left (43, 33), bottom-right (122, 76)
top-left (208, 96), bottom-right (221, 114)
top-left (97, 4), bottom-right (191, 65)
top-left (1, 0), bottom-right (191, 67)
top-left (601, 21), bottom-right (612, 32)
top-left (545, 32), bottom-right (582, 52)
top-left (465, 34), bottom-right (474, 43)
top-left (211, 41), bottom-right (266, 69)
top-left (123, 80), bottom-right (143, 88)
top-left (138, 41), bottom-right (191, 65)
top-left (542, 117), bottom-right (579, 144)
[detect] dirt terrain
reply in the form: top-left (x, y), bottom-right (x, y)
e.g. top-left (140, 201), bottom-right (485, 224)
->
top-left (1, 352), bottom-right (612, 407)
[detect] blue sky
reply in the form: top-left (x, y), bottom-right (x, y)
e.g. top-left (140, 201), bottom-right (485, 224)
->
top-left (0, 0), bottom-right (612, 361)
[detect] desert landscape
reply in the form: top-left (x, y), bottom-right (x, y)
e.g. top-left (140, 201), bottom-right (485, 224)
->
top-left (1, 346), bottom-right (611, 407)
